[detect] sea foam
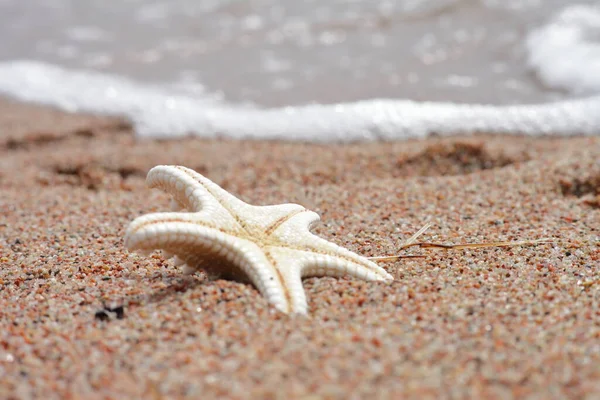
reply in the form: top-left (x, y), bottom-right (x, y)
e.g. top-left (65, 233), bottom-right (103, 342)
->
top-left (527, 4), bottom-right (600, 94)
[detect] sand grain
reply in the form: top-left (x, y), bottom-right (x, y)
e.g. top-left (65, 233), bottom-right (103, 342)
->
top-left (1, 100), bottom-right (599, 399)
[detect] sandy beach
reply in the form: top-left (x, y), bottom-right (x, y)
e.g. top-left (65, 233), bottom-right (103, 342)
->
top-left (1, 97), bottom-right (599, 398)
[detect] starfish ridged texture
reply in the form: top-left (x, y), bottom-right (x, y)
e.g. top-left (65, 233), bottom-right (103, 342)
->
top-left (125, 165), bottom-right (393, 314)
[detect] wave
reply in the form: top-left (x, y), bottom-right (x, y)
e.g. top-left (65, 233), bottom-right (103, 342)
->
top-left (0, 5), bottom-right (599, 142)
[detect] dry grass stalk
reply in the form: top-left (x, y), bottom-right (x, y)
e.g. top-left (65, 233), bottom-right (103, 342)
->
top-left (369, 223), bottom-right (551, 262)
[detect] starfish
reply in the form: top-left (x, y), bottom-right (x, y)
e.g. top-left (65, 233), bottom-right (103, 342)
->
top-left (124, 165), bottom-right (393, 314)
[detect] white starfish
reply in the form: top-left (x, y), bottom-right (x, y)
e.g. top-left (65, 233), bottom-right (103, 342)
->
top-left (124, 165), bottom-right (393, 314)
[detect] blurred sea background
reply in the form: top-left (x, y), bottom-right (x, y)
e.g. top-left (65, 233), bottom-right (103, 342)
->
top-left (0, 0), bottom-right (599, 141)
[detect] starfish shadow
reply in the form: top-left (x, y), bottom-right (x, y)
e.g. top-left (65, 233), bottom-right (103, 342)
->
top-left (116, 269), bottom-right (263, 311)
top-left (144, 277), bottom-right (204, 306)
top-left (114, 271), bottom-right (207, 307)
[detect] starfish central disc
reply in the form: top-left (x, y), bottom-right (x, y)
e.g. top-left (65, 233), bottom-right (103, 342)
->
top-left (125, 165), bottom-right (393, 314)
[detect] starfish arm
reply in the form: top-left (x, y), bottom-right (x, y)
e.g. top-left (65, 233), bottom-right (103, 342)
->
top-left (146, 165), bottom-right (214, 212)
top-left (169, 198), bottom-right (183, 211)
top-left (259, 248), bottom-right (308, 313)
top-left (296, 250), bottom-right (392, 282)
top-left (125, 213), bottom-right (306, 314)
top-left (269, 210), bottom-right (393, 281)
top-left (150, 165), bottom-right (254, 212)
top-left (125, 211), bottom-right (242, 246)
top-left (124, 212), bottom-right (243, 263)
top-left (147, 166), bottom-right (248, 228)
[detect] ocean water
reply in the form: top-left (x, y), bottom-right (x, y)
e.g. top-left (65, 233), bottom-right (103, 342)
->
top-left (0, 0), bottom-right (598, 141)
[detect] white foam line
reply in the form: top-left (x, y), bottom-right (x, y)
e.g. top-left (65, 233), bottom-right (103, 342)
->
top-left (0, 60), bottom-right (598, 142)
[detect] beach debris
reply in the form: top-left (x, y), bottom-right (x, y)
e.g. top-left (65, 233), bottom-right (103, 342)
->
top-left (108, 305), bottom-right (125, 319)
top-left (94, 304), bottom-right (126, 321)
top-left (94, 310), bottom-right (110, 322)
top-left (124, 165), bottom-right (392, 314)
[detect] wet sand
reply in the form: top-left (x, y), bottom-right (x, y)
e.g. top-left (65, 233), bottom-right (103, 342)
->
top-left (1, 98), bottom-right (599, 399)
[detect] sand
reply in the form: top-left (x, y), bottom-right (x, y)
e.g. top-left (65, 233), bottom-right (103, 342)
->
top-left (1, 97), bottom-right (599, 399)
